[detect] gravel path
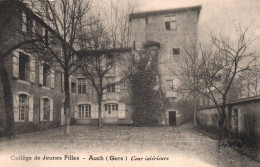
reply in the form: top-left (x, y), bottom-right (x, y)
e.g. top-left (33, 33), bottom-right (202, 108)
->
top-left (0, 123), bottom-right (259, 167)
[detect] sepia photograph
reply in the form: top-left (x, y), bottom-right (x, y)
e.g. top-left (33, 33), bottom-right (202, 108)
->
top-left (0, 0), bottom-right (259, 166)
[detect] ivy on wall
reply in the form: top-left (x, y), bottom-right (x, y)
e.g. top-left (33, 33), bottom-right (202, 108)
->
top-left (130, 48), bottom-right (161, 126)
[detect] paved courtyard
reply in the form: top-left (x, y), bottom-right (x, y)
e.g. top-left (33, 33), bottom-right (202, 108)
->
top-left (0, 123), bottom-right (259, 167)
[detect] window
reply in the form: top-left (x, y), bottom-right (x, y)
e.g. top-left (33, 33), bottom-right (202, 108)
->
top-left (172, 48), bottom-right (180, 60)
top-left (71, 82), bottom-right (76, 93)
top-left (78, 78), bottom-right (86, 94)
top-left (104, 104), bottom-right (118, 114)
top-left (43, 98), bottom-right (50, 121)
top-left (43, 29), bottom-right (49, 47)
top-left (107, 84), bottom-right (115, 93)
top-left (19, 94), bottom-right (28, 121)
top-left (43, 63), bottom-right (51, 87)
top-left (106, 77), bottom-right (115, 93)
top-left (19, 52), bottom-right (30, 81)
top-left (26, 14), bottom-right (33, 37)
top-left (22, 11), bottom-right (32, 35)
top-left (166, 80), bottom-right (174, 92)
top-left (172, 48), bottom-right (180, 55)
top-left (165, 15), bottom-right (177, 30)
top-left (78, 105), bottom-right (91, 118)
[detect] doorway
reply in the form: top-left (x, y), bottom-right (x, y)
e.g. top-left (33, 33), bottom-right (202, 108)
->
top-left (169, 111), bottom-right (176, 126)
top-left (232, 109), bottom-right (238, 135)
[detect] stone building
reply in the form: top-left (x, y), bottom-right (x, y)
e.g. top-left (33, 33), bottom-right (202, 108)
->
top-left (0, 2), bottom-right (202, 132)
top-left (129, 5), bottom-right (201, 126)
top-left (71, 49), bottom-right (133, 125)
top-left (0, 1), bottom-right (64, 133)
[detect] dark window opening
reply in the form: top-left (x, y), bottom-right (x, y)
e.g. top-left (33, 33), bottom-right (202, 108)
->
top-left (43, 98), bottom-right (50, 121)
top-left (71, 82), bottom-right (76, 93)
top-left (44, 29), bottom-right (49, 47)
top-left (43, 63), bottom-right (51, 87)
top-left (172, 48), bottom-right (180, 55)
top-left (26, 15), bottom-right (33, 37)
top-left (19, 53), bottom-right (29, 81)
top-left (165, 21), bottom-right (170, 31)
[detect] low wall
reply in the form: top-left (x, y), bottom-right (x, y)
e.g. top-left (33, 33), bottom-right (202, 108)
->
top-left (196, 98), bottom-right (260, 140)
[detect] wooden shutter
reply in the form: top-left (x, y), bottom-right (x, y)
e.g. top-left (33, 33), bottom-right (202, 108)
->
top-left (40, 98), bottom-right (43, 122)
top-left (32, 20), bottom-right (36, 38)
top-left (22, 11), bottom-right (26, 32)
top-left (13, 94), bottom-right (19, 122)
top-left (39, 62), bottom-right (43, 85)
top-left (50, 68), bottom-right (55, 88)
top-left (102, 88), bottom-right (107, 100)
top-left (12, 51), bottom-right (19, 79)
top-left (115, 84), bottom-right (120, 93)
top-left (118, 103), bottom-right (126, 119)
top-left (92, 104), bottom-right (98, 119)
top-left (28, 96), bottom-right (34, 122)
top-left (50, 99), bottom-right (53, 121)
top-left (74, 105), bottom-right (78, 119)
top-left (115, 77), bottom-right (120, 100)
top-left (61, 73), bottom-right (64, 91)
top-left (29, 57), bottom-right (35, 83)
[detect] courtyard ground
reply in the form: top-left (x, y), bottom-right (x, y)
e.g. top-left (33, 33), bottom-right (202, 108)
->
top-left (0, 123), bottom-right (259, 167)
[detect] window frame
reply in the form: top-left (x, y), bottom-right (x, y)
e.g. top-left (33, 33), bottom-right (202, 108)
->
top-left (43, 98), bottom-right (50, 121)
top-left (19, 52), bottom-right (30, 81)
top-left (104, 103), bottom-right (118, 114)
top-left (78, 104), bottom-right (91, 118)
top-left (19, 94), bottom-right (28, 122)
top-left (78, 78), bottom-right (86, 94)
top-left (165, 15), bottom-right (177, 31)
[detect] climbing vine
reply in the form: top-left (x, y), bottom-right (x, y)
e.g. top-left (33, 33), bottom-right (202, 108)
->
top-left (130, 47), bottom-right (162, 125)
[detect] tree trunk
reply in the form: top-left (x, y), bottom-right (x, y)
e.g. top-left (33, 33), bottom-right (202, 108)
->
top-left (98, 95), bottom-right (102, 127)
top-left (217, 105), bottom-right (226, 152)
top-left (193, 96), bottom-right (197, 126)
top-left (0, 55), bottom-right (14, 137)
top-left (64, 70), bottom-right (71, 135)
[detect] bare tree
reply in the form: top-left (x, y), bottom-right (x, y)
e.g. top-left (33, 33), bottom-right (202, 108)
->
top-left (26, 0), bottom-right (92, 135)
top-left (100, 0), bottom-right (135, 48)
top-left (173, 25), bottom-right (260, 152)
top-left (78, 48), bottom-right (130, 127)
